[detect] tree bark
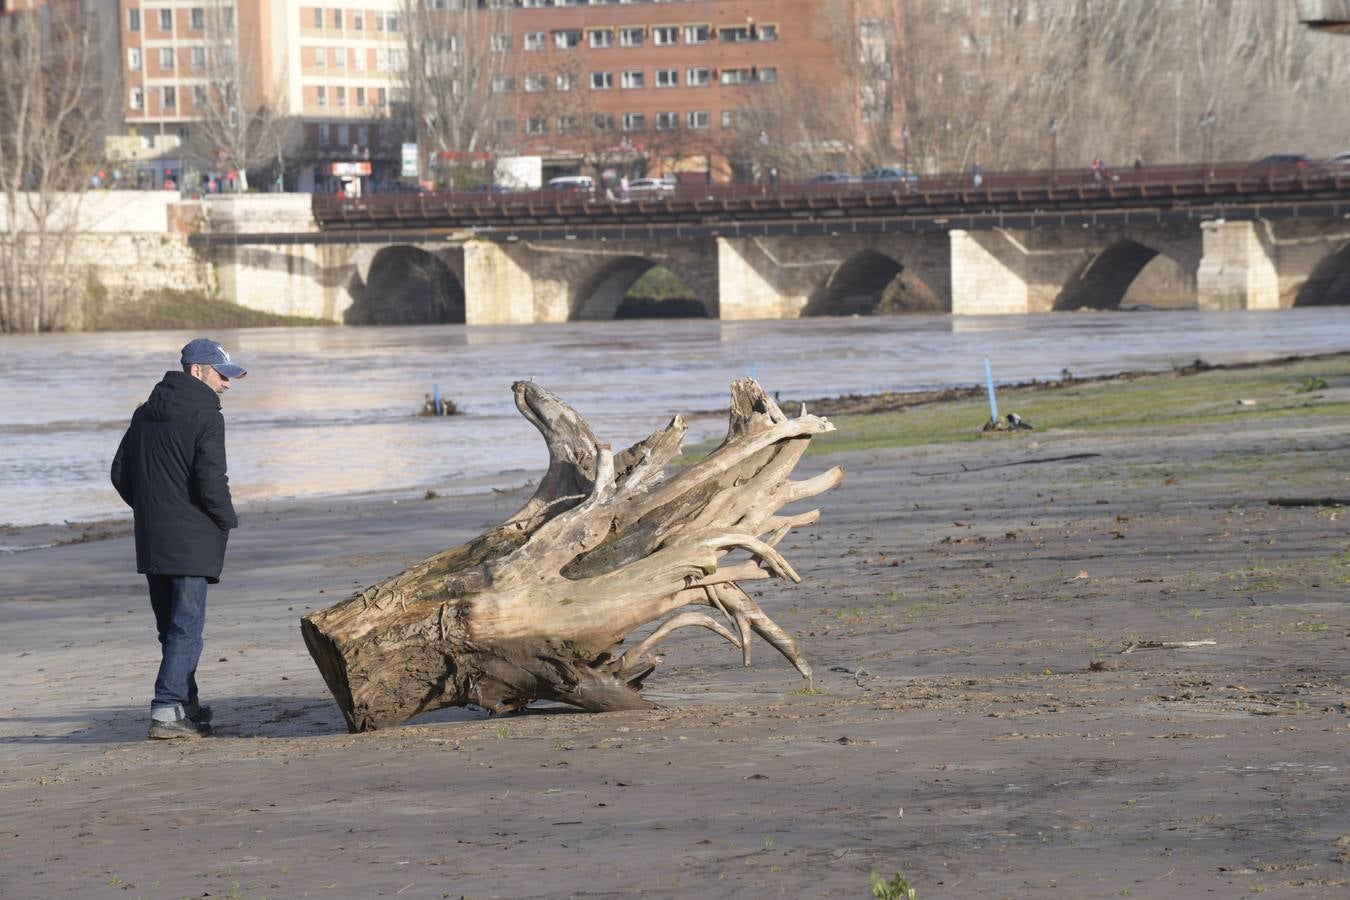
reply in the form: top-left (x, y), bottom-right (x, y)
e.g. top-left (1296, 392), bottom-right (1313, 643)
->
top-left (302, 379), bottom-right (843, 732)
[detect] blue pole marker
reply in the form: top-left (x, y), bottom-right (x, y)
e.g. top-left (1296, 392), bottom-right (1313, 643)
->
top-left (433, 384), bottom-right (441, 416)
top-left (983, 358), bottom-right (999, 422)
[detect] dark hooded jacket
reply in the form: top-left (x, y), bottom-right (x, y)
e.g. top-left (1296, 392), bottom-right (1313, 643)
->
top-left (111, 371), bottom-right (238, 582)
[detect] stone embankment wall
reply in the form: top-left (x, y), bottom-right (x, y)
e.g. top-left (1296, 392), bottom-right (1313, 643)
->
top-left (2, 191), bottom-right (215, 327)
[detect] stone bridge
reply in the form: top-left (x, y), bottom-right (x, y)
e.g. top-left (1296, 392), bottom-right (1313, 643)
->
top-left (200, 195), bottom-right (1350, 324)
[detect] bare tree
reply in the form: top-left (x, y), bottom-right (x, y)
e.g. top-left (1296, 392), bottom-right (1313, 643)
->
top-left (0, 2), bottom-right (102, 333)
top-left (186, 3), bottom-right (293, 192)
top-left (824, 0), bottom-right (1350, 175)
top-left (400, 0), bottom-right (512, 169)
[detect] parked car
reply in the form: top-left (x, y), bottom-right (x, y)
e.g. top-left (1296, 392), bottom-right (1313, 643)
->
top-left (627, 177), bottom-right (673, 196)
top-left (1327, 151), bottom-right (1350, 169)
top-left (809, 171), bottom-right (859, 183)
top-left (545, 175), bottom-right (595, 192)
top-left (860, 166), bottom-right (919, 185)
top-left (1253, 153), bottom-right (1312, 169)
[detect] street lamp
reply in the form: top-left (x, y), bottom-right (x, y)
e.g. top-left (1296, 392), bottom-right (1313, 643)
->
top-left (1198, 111), bottom-right (1216, 167)
top-left (1048, 116), bottom-right (1059, 183)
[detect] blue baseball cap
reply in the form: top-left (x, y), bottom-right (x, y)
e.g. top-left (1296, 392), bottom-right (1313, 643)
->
top-left (180, 338), bottom-right (248, 379)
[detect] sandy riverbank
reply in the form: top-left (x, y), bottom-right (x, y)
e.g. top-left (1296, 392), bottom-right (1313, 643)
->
top-left (1, 356), bottom-right (1347, 898)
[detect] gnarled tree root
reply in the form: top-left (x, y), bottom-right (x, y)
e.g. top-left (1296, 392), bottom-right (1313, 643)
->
top-left (301, 378), bottom-right (843, 732)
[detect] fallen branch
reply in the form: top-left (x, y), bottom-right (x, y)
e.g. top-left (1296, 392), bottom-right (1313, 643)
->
top-left (1119, 639), bottom-right (1218, 655)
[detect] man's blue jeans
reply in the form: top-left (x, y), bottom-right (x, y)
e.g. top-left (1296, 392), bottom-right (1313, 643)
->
top-left (146, 574), bottom-right (207, 717)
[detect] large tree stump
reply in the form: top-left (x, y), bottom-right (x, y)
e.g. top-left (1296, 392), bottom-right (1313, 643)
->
top-left (301, 379), bottom-right (844, 732)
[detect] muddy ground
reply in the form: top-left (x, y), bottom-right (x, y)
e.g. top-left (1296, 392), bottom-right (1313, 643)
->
top-left (1, 360), bottom-right (1347, 899)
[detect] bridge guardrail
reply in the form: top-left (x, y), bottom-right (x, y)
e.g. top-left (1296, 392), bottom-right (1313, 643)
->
top-left (307, 161), bottom-right (1350, 232)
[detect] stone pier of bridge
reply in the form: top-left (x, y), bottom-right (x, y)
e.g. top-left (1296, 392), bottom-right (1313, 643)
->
top-left (201, 198), bottom-right (1349, 323)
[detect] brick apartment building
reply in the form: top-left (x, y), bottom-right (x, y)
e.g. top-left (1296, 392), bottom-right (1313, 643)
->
top-left (101, 0), bottom-right (856, 192)
top-left (447, 0), bottom-right (847, 184)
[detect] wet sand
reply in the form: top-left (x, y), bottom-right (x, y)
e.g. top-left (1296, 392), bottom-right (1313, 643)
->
top-left (1, 365), bottom-right (1347, 899)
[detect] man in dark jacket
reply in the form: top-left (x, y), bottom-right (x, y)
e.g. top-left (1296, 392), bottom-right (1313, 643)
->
top-left (111, 338), bottom-right (247, 740)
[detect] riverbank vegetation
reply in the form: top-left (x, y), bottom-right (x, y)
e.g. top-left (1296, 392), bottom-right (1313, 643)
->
top-left (808, 354), bottom-right (1350, 455)
top-left (680, 354), bottom-right (1350, 461)
top-left (88, 289), bottom-right (331, 331)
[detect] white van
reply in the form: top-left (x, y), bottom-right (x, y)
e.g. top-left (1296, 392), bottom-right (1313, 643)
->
top-left (545, 175), bottom-right (595, 193)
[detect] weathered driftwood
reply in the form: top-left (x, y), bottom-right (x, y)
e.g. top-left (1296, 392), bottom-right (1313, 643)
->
top-left (301, 378), bottom-right (843, 732)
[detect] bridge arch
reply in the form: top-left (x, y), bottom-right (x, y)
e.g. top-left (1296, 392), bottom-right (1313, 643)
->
top-left (804, 250), bottom-right (945, 316)
top-left (1055, 239), bottom-right (1196, 311)
top-left (1294, 241), bottom-right (1350, 306)
top-left (571, 256), bottom-right (712, 320)
top-left (345, 245), bottom-right (465, 325)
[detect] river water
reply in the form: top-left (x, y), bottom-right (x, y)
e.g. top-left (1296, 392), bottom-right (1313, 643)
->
top-left (1, 308), bottom-right (1348, 534)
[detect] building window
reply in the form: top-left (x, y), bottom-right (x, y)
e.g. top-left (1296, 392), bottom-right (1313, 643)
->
top-left (386, 14), bottom-right (399, 33)
top-left (333, 47), bottom-right (344, 68)
top-left (377, 87), bottom-right (387, 107)
top-left (555, 71), bottom-right (574, 91)
top-left (130, 87), bottom-right (144, 110)
top-left (720, 67), bottom-right (754, 85)
top-left (524, 73), bottom-right (547, 93)
top-left (655, 111), bottom-right (679, 131)
top-left (128, 8), bottom-right (140, 31)
top-left (490, 33), bottom-right (512, 52)
top-left (524, 31), bottom-right (547, 51)
top-left (336, 86), bottom-right (346, 106)
top-left (655, 68), bottom-right (678, 88)
top-left (720, 25), bottom-right (755, 43)
top-left (495, 117), bottom-right (517, 136)
top-left (759, 66), bottom-right (778, 84)
top-left (558, 116), bottom-right (579, 135)
top-left (588, 28), bottom-right (613, 49)
top-left (652, 26), bottom-right (677, 46)
top-left (190, 47), bottom-right (205, 69)
top-left (491, 76), bottom-right (515, 93)
top-left (758, 23), bottom-right (779, 41)
top-left (159, 9), bottom-right (172, 31)
top-left (190, 8), bottom-right (204, 30)
top-left (315, 46), bottom-right (326, 68)
top-left (163, 85), bottom-right (176, 108)
top-left (316, 85), bottom-right (327, 106)
top-left (592, 114), bottom-right (615, 132)
top-left (526, 116), bottom-right (548, 134)
top-left (128, 48), bottom-right (142, 71)
top-left (554, 29), bottom-right (580, 49)
top-left (319, 123), bottom-right (330, 145)
top-left (686, 109), bottom-right (709, 129)
top-left (333, 8), bottom-right (342, 29)
top-left (619, 27), bottom-right (644, 47)
top-left (193, 85), bottom-right (208, 107)
top-left (722, 109), bottom-right (756, 128)
top-left (222, 8), bottom-right (234, 31)
top-left (683, 24), bottom-right (709, 44)
top-left (352, 11), bottom-right (363, 30)
top-left (356, 86), bottom-right (366, 106)
top-left (621, 112), bottom-right (645, 132)
top-left (590, 71), bottom-right (612, 90)
top-left (353, 49), bottom-right (365, 70)
top-left (621, 69), bottom-right (644, 89)
top-left (683, 67), bottom-right (706, 87)
top-left (313, 8), bottom-right (323, 28)
top-left (389, 48), bottom-right (406, 71)
top-left (160, 48), bottom-right (175, 70)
